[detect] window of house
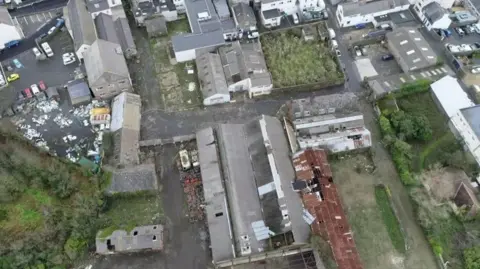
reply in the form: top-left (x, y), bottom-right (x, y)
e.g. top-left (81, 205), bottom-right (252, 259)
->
top-left (215, 212), bottom-right (223, 217)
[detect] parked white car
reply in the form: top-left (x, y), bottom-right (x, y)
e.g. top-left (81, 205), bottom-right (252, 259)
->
top-left (47, 26), bottom-right (56, 35)
top-left (30, 84), bottom-right (40, 94)
top-left (32, 47), bottom-right (42, 57)
top-left (62, 52), bottom-right (76, 65)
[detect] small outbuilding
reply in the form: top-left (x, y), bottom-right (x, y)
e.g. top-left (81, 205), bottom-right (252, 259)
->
top-left (96, 225), bottom-right (164, 254)
top-left (46, 87), bottom-right (60, 101)
top-left (145, 16), bottom-right (167, 38)
top-left (67, 79), bottom-right (92, 106)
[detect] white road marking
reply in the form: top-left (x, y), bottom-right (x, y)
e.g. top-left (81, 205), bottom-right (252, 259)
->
top-left (13, 16), bottom-right (19, 26)
top-left (29, 16), bottom-right (36, 23)
top-left (384, 81), bottom-right (391, 87)
top-left (421, 72), bottom-right (426, 78)
top-left (425, 71), bottom-right (431, 76)
top-left (48, 12), bottom-right (53, 18)
top-left (399, 77), bottom-right (406, 83)
top-left (410, 75), bottom-right (416, 80)
top-left (431, 70), bottom-right (437, 75)
top-left (441, 67), bottom-right (447, 72)
top-left (43, 13), bottom-right (47, 19)
top-left (36, 14), bottom-right (42, 21)
top-left (23, 17), bottom-right (28, 24)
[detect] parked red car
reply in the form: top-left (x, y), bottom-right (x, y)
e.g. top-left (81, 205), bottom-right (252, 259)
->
top-left (23, 88), bottom-right (32, 98)
top-left (38, 80), bottom-right (46, 91)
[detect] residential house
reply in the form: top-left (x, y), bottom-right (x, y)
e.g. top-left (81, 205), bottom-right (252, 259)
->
top-left (64, 0), bottom-right (98, 59)
top-left (94, 13), bottom-right (137, 59)
top-left (110, 92), bottom-right (141, 165)
top-left (108, 164), bottom-right (158, 193)
top-left (232, 3), bottom-right (257, 31)
top-left (299, 0), bottom-right (324, 12)
top-left (430, 76), bottom-right (480, 166)
top-left (336, 0), bottom-right (410, 28)
top-left (196, 52), bottom-right (231, 106)
top-left (0, 7), bottom-right (23, 49)
top-left (84, 39), bottom-right (132, 99)
top-left (292, 149), bottom-right (364, 269)
top-left (133, 0), bottom-right (178, 26)
top-left (454, 180), bottom-right (480, 218)
top-left (386, 27), bottom-right (438, 73)
top-left (196, 115), bottom-right (310, 264)
top-left (412, 1), bottom-right (451, 30)
top-left (171, 0), bottom-right (238, 62)
top-left (259, 0), bottom-right (298, 28)
top-left (218, 41), bottom-right (273, 97)
top-left (409, 0), bottom-right (455, 9)
top-left (96, 225), bottom-right (164, 254)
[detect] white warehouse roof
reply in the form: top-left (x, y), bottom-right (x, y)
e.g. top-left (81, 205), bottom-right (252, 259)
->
top-left (431, 75), bottom-right (474, 118)
top-left (354, 58), bottom-right (378, 80)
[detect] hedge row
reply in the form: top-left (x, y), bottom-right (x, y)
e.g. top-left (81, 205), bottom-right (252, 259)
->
top-left (393, 79), bottom-right (432, 98)
top-left (379, 116), bottom-right (417, 186)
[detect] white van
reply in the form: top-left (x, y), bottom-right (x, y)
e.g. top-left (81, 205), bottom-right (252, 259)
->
top-left (328, 28), bottom-right (336, 39)
top-left (41, 42), bottom-right (54, 57)
top-left (331, 39), bottom-right (338, 49)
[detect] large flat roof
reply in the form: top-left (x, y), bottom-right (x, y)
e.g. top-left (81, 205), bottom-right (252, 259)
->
top-left (386, 27), bottom-right (437, 72)
top-left (171, 30), bottom-right (225, 52)
top-left (431, 75), bottom-right (474, 118)
top-left (341, 0), bottom-right (408, 17)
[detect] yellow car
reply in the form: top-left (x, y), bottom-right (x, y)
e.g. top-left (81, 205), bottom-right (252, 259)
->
top-left (7, 73), bottom-right (19, 82)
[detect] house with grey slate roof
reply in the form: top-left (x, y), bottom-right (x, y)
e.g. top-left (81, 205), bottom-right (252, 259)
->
top-left (64, 0), bottom-right (98, 59)
top-left (83, 39), bottom-right (132, 99)
top-left (94, 13), bottom-right (137, 59)
top-left (413, 1), bottom-right (451, 30)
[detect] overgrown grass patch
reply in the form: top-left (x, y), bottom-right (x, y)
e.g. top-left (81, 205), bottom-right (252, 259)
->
top-left (98, 193), bottom-right (164, 234)
top-left (375, 186), bottom-right (406, 254)
top-left (261, 30), bottom-right (344, 88)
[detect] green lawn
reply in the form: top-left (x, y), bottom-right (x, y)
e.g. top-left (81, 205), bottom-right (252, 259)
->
top-left (261, 30), bottom-right (344, 88)
top-left (97, 194), bottom-right (163, 237)
top-left (375, 186), bottom-right (406, 254)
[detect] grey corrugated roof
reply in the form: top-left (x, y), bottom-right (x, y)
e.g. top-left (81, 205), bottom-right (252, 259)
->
top-left (86, 0), bottom-right (109, 13)
top-left (423, 2), bottom-right (445, 24)
top-left (386, 27), bottom-right (437, 72)
top-left (341, 0), bottom-right (409, 17)
top-left (66, 0), bottom-right (97, 50)
top-left (115, 18), bottom-right (136, 51)
top-left (212, 0), bottom-right (230, 20)
top-left (196, 127), bottom-right (235, 262)
top-left (185, 0), bottom-right (219, 33)
top-left (171, 30), bottom-right (225, 52)
top-left (84, 39), bottom-right (130, 86)
top-left (250, 73), bottom-right (272, 87)
top-left (196, 52), bottom-right (229, 99)
top-left (216, 116), bottom-right (308, 254)
top-left (461, 105), bottom-right (480, 139)
top-left (94, 13), bottom-right (120, 44)
top-left (232, 3), bottom-right (257, 30)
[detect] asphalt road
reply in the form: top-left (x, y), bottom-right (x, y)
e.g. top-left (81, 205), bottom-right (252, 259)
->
top-left (0, 17), bottom-right (58, 61)
top-left (9, 0), bottom-right (67, 16)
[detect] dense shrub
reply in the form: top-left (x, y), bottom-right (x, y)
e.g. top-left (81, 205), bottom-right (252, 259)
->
top-left (390, 110), bottom-right (432, 142)
top-left (394, 80), bottom-right (432, 98)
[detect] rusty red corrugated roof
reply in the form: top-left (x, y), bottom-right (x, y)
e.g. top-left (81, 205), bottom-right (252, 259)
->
top-left (293, 148), bottom-right (363, 269)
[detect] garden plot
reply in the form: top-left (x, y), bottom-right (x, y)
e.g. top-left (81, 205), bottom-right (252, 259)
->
top-left (149, 20), bottom-right (202, 112)
top-left (261, 29), bottom-right (344, 88)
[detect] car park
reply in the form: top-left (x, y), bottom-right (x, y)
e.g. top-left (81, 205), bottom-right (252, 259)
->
top-left (23, 88), bottom-right (32, 98)
top-left (38, 80), bottom-right (46, 91)
top-left (7, 73), bottom-right (19, 82)
top-left (382, 54), bottom-right (394, 61)
top-left (47, 26), bottom-right (56, 35)
top-left (30, 84), bottom-right (40, 94)
top-left (32, 47), bottom-right (42, 57)
top-left (62, 52), bottom-right (76, 65)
